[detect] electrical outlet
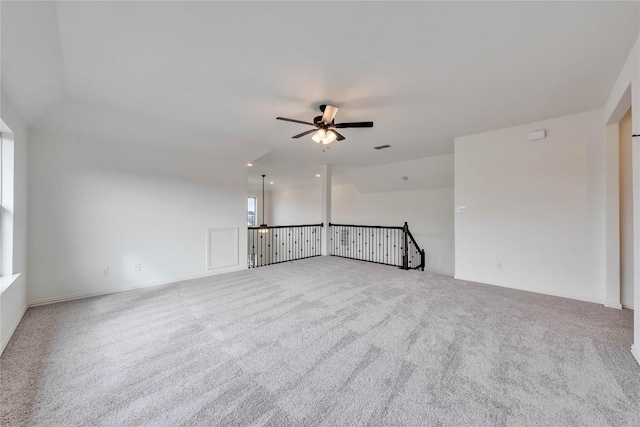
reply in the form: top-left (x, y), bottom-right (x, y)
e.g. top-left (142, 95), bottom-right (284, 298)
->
top-left (497, 262), bottom-right (503, 270)
top-left (134, 263), bottom-right (141, 272)
top-left (101, 267), bottom-right (109, 276)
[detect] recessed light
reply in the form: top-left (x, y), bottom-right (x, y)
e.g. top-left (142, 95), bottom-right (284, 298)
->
top-left (270, 181), bottom-right (274, 185)
top-left (247, 163), bottom-right (253, 167)
top-left (316, 174), bottom-right (321, 178)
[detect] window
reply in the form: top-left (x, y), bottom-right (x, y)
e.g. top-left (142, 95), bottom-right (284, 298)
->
top-left (1, 120), bottom-right (15, 287)
top-left (248, 197), bottom-right (256, 226)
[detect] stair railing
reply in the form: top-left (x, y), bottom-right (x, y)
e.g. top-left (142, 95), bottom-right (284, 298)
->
top-left (329, 222), bottom-right (425, 271)
top-left (247, 223), bottom-right (323, 268)
top-left (403, 222), bottom-right (426, 271)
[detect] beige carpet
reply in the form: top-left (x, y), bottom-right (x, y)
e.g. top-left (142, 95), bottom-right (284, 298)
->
top-left (1, 256), bottom-right (639, 426)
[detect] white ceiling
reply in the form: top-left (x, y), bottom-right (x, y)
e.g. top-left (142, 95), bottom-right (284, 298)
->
top-left (2, 1), bottom-right (638, 187)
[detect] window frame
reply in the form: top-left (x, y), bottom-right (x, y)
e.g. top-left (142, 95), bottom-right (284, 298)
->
top-left (0, 120), bottom-right (19, 292)
top-left (247, 197), bottom-right (257, 226)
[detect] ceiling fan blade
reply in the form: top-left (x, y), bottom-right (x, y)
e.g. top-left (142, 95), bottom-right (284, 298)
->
top-left (321, 105), bottom-right (339, 124)
top-left (334, 122), bottom-right (374, 128)
top-left (276, 117), bottom-right (316, 126)
top-left (292, 129), bottom-right (318, 139)
top-left (331, 130), bottom-right (346, 141)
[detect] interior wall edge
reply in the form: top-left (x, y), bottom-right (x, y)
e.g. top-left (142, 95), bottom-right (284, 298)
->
top-left (605, 301), bottom-right (623, 310)
top-left (0, 304), bottom-right (27, 355)
top-left (632, 345), bottom-right (640, 367)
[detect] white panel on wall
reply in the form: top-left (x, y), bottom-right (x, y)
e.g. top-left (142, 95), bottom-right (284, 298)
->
top-left (207, 227), bottom-right (239, 270)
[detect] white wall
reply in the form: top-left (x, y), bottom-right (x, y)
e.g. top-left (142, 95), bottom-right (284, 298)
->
top-left (455, 110), bottom-right (607, 304)
top-left (1, 92), bottom-right (29, 352)
top-left (27, 129), bottom-right (248, 304)
top-left (271, 186), bottom-right (321, 226)
top-left (332, 184), bottom-right (454, 276)
top-left (347, 155), bottom-right (454, 194)
top-left (619, 108), bottom-right (634, 309)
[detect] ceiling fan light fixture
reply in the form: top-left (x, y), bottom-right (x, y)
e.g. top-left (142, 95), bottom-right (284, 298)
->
top-left (312, 129), bottom-right (337, 145)
top-left (312, 129), bottom-right (326, 144)
top-left (322, 131), bottom-right (337, 145)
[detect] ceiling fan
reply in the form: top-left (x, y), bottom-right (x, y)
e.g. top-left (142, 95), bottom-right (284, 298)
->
top-left (276, 104), bottom-right (373, 145)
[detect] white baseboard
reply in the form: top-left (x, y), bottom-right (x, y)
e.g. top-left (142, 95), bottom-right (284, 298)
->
top-left (28, 265), bottom-right (247, 307)
top-left (1, 304), bottom-right (27, 355)
top-left (632, 345), bottom-right (640, 367)
top-left (453, 275), bottom-right (605, 306)
top-left (621, 302), bottom-right (634, 310)
top-left (604, 301), bottom-right (623, 310)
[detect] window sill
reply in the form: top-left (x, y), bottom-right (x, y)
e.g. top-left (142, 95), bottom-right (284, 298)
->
top-left (0, 273), bottom-right (21, 294)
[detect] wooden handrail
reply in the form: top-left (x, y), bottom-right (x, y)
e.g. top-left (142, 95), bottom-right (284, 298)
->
top-left (248, 223), bottom-right (323, 230)
top-left (329, 223), bottom-right (403, 230)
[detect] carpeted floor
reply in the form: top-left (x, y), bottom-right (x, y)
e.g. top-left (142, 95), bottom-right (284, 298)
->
top-left (1, 256), bottom-right (639, 426)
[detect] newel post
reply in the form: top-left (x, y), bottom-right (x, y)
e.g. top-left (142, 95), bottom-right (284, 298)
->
top-left (402, 222), bottom-right (409, 270)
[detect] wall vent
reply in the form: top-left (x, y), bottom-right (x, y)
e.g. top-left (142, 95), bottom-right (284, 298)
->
top-left (373, 144), bottom-right (391, 150)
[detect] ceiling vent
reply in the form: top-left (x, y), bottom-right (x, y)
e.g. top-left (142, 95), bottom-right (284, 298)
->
top-left (373, 144), bottom-right (391, 150)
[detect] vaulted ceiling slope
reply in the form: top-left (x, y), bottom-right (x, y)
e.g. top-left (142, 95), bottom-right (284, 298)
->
top-left (2, 1), bottom-right (638, 180)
